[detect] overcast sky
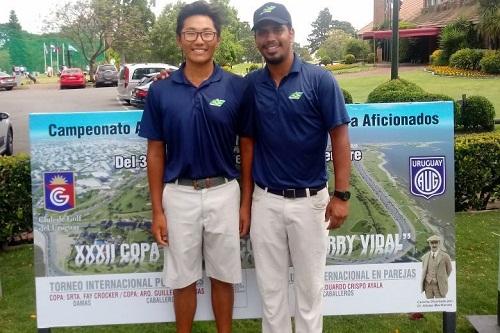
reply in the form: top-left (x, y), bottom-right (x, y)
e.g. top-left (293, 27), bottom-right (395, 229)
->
top-left (0, 0), bottom-right (373, 45)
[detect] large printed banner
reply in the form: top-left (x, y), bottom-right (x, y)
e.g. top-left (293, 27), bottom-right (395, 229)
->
top-left (30, 102), bottom-right (456, 328)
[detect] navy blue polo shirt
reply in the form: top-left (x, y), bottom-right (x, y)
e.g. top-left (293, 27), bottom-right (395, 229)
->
top-left (244, 55), bottom-right (350, 189)
top-left (139, 64), bottom-right (249, 182)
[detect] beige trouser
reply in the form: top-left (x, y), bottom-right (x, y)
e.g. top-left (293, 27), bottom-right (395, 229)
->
top-left (162, 180), bottom-right (242, 289)
top-left (250, 185), bottom-right (330, 333)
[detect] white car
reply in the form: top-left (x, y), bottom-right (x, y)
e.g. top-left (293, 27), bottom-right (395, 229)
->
top-left (0, 112), bottom-right (13, 156)
top-left (117, 63), bottom-right (178, 104)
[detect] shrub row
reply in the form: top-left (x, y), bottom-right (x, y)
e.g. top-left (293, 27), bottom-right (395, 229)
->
top-left (480, 51), bottom-right (500, 74)
top-left (455, 133), bottom-right (500, 211)
top-left (432, 48), bottom-right (500, 74)
top-left (0, 154), bottom-right (32, 246)
top-left (449, 48), bottom-right (484, 70)
top-left (367, 79), bottom-right (495, 131)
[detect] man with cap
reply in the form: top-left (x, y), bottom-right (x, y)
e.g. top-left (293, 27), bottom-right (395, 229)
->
top-left (421, 235), bottom-right (452, 299)
top-left (243, 2), bottom-right (351, 332)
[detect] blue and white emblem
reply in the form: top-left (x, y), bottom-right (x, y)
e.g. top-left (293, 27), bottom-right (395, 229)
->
top-left (409, 156), bottom-right (446, 199)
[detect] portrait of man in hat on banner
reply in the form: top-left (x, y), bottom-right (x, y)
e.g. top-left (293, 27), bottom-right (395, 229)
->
top-left (421, 235), bottom-right (453, 299)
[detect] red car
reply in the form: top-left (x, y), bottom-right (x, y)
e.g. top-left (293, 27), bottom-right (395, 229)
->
top-left (60, 68), bottom-right (86, 89)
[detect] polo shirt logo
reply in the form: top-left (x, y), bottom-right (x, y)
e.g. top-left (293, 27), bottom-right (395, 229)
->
top-left (209, 98), bottom-right (226, 107)
top-left (288, 91), bottom-right (304, 100)
top-left (260, 5), bottom-right (276, 14)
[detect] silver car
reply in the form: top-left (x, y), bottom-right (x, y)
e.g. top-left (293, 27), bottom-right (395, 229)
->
top-left (0, 71), bottom-right (17, 91)
top-left (0, 112), bottom-right (13, 155)
top-left (117, 63), bottom-right (177, 104)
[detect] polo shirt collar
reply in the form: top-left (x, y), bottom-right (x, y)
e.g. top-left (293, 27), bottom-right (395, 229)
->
top-left (258, 53), bottom-right (302, 83)
top-left (171, 62), bottom-right (223, 86)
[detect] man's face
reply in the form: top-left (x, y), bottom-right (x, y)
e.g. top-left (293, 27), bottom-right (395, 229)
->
top-left (429, 240), bottom-right (439, 252)
top-left (254, 22), bottom-right (294, 65)
top-left (177, 15), bottom-right (219, 66)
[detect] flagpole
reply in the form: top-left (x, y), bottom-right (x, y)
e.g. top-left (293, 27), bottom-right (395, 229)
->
top-left (62, 44), bottom-right (65, 66)
top-left (43, 43), bottom-right (47, 73)
top-left (50, 45), bottom-right (53, 69)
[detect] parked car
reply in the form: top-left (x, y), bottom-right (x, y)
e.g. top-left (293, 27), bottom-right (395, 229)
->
top-left (0, 71), bottom-right (17, 91)
top-left (117, 63), bottom-right (177, 104)
top-left (130, 73), bottom-right (158, 108)
top-left (94, 64), bottom-right (118, 87)
top-left (0, 112), bottom-right (13, 156)
top-left (60, 68), bottom-right (86, 89)
top-left (130, 70), bottom-right (174, 108)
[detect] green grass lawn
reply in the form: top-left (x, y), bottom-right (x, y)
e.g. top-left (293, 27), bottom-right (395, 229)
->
top-left (1, 211), bottom-right (499, 332)
top-left (336, 68), bottom-right (500, 118)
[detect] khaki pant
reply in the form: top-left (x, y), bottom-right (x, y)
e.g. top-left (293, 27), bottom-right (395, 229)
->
top-left (250, 185), bottom-right (330, 333)
top-left (162, 180), bottom-right (242, 289)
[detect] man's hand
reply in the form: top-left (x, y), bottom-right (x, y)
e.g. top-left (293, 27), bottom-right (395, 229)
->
top-left (325, 197), bottom-right (349, 229)
top-left (239, 205), bottom-right (251, 237)
top-left (151, 211), bottom-right (168, 246)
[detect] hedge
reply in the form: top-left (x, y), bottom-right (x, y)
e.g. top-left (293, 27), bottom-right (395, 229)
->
top-left (341, 88), bottom-right (353, 104)
top-left (430, 49), bottom-right (447, 66)
top-left (366, 78), bottom-right (425, 103)
top-left (366, 79), bottom-right (498, 130)
top-left (460, 95), bottom-right (495, 131)
top-left (344, 54), bottom-right (356, 64)
top-left (449, 48), bottom-right (483, 71)
top-left (480, 50), bottom-right (500, 74)
top-left (0, 154), bottom-right (32, 246)
top-left (455, 133), bottom-right (500, 211)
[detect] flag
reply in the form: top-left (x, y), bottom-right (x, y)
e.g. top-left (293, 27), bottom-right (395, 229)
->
top-left (67, 44), bottom-right (78, 52)
top-left (50, 44), bottom-right (56, 52)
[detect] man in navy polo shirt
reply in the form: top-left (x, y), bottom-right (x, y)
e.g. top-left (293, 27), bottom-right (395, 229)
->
top-left (245, 3), bottom-right (352, 333)
top-left (138, 2), bottom-right (253, 332)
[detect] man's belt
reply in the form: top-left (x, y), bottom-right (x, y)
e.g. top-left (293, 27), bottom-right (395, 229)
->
top-left (174, 177), bottom-right (230, 190)
top-left (257, 183), bottom-right (326, 199)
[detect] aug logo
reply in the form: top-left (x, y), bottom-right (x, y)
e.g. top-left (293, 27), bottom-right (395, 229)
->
top-left (409, 156), bottom-right (446, 199)
top-left (44, 172), bottom-right (75, 212)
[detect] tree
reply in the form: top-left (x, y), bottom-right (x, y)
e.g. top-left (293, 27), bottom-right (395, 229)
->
top-left (112, 0), bottom-right (156, 63)
top-left (307, 8), bottom-right (333, 52)
top-left (149, 2), bottom-right (184, 65)
top-left (215, 28), bottom-right (243, 65)
top-left (210, 0), bottom-right (249, 65)
top-left (239, 22), bottom-right (261, 63)
top-left (45, 0), bottom-right (156, 78)
top-left (439, 18), bottom-right (479, 63)
top-left (293, 42), bottom-right (312, 62)
top-left (316, 29), bottom-right (352, 64)
top-left (4, 10), bottom-right (28, 69)
top-left (344, 39), bottom-right (370, 60)
top-left (478, 0), bottom-right (500, 49)
top-left (8, 10), bottom-right (22, 31)
top-left (331, 20), bottom-right (356, 37)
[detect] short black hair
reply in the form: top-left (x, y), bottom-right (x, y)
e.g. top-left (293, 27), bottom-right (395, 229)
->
top-left (176, 1), bottom-right (223, 37)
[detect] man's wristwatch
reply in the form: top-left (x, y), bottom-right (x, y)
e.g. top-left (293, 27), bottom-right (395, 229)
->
top-left (332, 190), bottom-right (351, 201)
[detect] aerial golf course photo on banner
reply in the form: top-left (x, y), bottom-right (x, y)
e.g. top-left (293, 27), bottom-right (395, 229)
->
top-left (30, 101), bottom-right (455, 328)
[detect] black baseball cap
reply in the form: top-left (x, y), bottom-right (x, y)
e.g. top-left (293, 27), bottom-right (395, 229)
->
top-left (252, 2), bottom-right (292, 31)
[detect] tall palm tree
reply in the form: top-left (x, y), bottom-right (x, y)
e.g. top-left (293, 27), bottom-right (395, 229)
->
top-left (478, 0), bottom-right (500, 49)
